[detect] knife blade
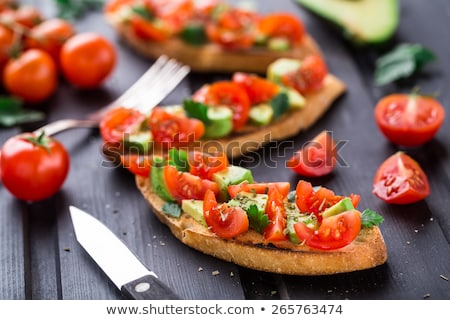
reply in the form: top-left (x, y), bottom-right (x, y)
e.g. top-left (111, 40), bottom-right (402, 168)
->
top-left (69, 205), bottom-right (180, 300)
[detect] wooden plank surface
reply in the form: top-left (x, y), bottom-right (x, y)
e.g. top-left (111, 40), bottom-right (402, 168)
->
top-left (0, 0), bottom-right (449, 300)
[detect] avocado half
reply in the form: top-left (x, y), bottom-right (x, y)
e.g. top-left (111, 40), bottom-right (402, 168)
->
top-left (296, 0), bottom-right (399, 45)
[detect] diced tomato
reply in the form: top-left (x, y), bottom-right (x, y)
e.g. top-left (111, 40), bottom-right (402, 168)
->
top-left (232, 72), bottom-right (279, 105)
top-left (287, 130), bottom-right (336, 177)
top-left (295, 180), bottom-right (360, 221)
top-left (203, 189), bottom-right (249, 239)
top-left (294, 210), bottom-right (361, 250)
top-left (263, 187), bottom-right (287, 241)
top-left (120, 154), bottom-right (152, 177)
top-left (164, 165), bottom-right (220, 203)
top-left (373, 152), bottom-right (430, 204)
top-left (189, 151), bottom-right (228, 180)
top-left (104, 0), bottom-right (135, 14)
top-left (281, 54), bottom-right (328, 94)
top-left (99, 106), bottom-right (147, 143)
top-left (228, 182), bottom-right (291, 199)
top-left (257, 12), bottom-right (305, 45)
top-left (192, 81), bottom-right (251, 130)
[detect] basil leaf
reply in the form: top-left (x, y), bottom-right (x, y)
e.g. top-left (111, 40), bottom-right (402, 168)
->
top-left (374, 43), bottom-right (437, 86)
top-left (55, 0), bottom-right (104, 20)
top-left (0, 96), bottom-right (45, 127)
top-left (270, 92), bottom-right (289, 119)
top-left (162, 202), bottom-right (182, 218)
top-left (183, 99), bottom-right (211, 125)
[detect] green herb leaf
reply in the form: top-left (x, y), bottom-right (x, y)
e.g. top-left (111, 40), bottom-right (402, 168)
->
top-left (54, 0), bottom-right (104, 20)
top-left (287, 190), bottom-right (296, 203)
top-left (131, 4), bottom-right (154, 20)
top-left (183, 99), bottom-right (212, 125)
top-left (374, 43), bottom-right (437, 86)
top-left (162, 202), bottom-right (182, 218)
top-left (168, 148), bottom-right (189, 172)
top-left (247, 204), bottom-right (270, 234)
top-left (180, 24), bottom-right (208, 46)
top-left (0, 96), bottom-right (45, 127)
top-left (361, 209), bottom-right (384, 228)
top-left (270, 92), bottom-right (289, 119)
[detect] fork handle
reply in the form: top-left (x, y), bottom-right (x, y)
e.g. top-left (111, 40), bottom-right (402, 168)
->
top-left (33, 119), bottom-right (98, 136)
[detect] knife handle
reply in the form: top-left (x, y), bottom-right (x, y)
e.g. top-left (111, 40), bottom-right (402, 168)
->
top-left (121, 275), bottom-right (181, 300)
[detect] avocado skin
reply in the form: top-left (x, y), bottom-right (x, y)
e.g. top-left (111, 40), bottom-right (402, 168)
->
top-left (151, 158), bottom-right (175, 202)
top-left (296, 0), bottom-right (399, 45)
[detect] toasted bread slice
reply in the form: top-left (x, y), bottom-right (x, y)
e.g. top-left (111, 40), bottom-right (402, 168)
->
top-left (136, 177), bottom-right (388, 275)
top-left (106, 17), bottom-right (323, 73)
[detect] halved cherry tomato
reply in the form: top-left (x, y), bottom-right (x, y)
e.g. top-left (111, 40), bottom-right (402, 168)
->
top-left (374, 94), bottom-right (445, 147)
top-left (257, 12), bottom-right (305, 45)
top-left (206, 8), bottom-right (259, 50)
top-left (287, 130), bottom-right (336, 177)
top-left (192, 81), bottom-right (251, 130)
top-left (189, 151), bottom-right (228, 180)
top-left (232, 72), bottom-right (279, 105)
top-left (99, 106), bottom-right (147, 143)
top-left (263, 187), bottom-right (287, 241)
top-left (281, 54), bottom-right (328, 94)
top-left (149, 107), bottom-right (205, 148)
top-left (104, 0), bottom-right (136, 14)
top-left (294, 210), bottom-right (361, 250)
top-left (373, 152), bottom-right (430, 204)
top-left (120, 154), bottom-right (153, 177)
top-left (164, 165), bottom-right (220, 202)
top-left (228, 182), bottom-right (291, 199)
top-left (295, 180), bottom-right (360, 221)
top-left (130, 15), bottom-right (171, 42)
top-left (203, 189), bottom-right (249, 239)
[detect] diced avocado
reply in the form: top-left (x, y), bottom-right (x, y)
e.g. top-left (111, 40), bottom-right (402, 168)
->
top-left (150, 157), bottom-right (175, 202)
top-left (164, 105), bottom-right (186, 117)
top-left (321, 198), bottom-right (354, 219)
top-left (279, 86), bottom-right (305, 109)
top-left (296, 0), bottom-right (399, 45)
top-left (228, 191), bottom-right (269, 215)
top-left (181, 199), bottom-right (206, 226)
top-left (249, 103), bottom-right (273, 125)
top-left (180, 23), bottom-right (207, 45)
top-left (286, 202), bottom-right (318, 244)
top-left (203, 106), bottom-right (233, 139)
top-left (212, 165), bottom-right (254, 202)
top-left (267, 37), bottom-right (291, 51)
top-left (122, 130), bottom-right (153, 154)
top-left (267, 58), bottom-right (301, 84)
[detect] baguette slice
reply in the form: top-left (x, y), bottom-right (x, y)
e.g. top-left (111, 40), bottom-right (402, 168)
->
top-left (136, 177), bottom-right (388, 275)
top-left (106, 16), bottom-right (323, 73)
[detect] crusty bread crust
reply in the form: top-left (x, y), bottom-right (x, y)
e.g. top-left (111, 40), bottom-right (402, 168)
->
top-left (136, 176), bottom-right (388, 275)
top-left (106, 16), bottom-right (323, 73)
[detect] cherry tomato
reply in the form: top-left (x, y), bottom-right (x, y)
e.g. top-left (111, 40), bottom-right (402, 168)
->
top-left (189, 151), bottom-right (228, 180)
top-left (104, 0), bottom-right (135, 14)
top-left (294, 210), bottom-right (361, 250)
top-left (232, 72), bottom-right (279, 105)
top-left (374, 94), bottom-right (445, 146)
top-left (228, 182), bottom-right (291, 199)
top-left (193, 81), bottom-right (251, 130)
top-left (257, 12), bottom-right (305, 45)
top-left (263, 187), bottom-right (287, 241)
top-left (287, 130), bottom-right (336, 177)
top-left (206, 8), bottom-right (259, 50)
top-left (281, 54), bottom-right (328, 94)
top-left (164, 165), bottom-right (220, 202)
top-left (1, 132), bottom-right (70, 201)
top-left (3, 48), bottom-right (58, 103)
top-left (149, 107), bottom-right (205, 148)
top-left (0, 24), bottom-right (14, 71)
top-left (203, 189), bottom-right (249, 239)
top-left (3, 5), bottom-right (42, 28)
top-left (373, 152), bottom-right (430, 204)
top-left (25, 18), bottom-right (75, 66)
top-left (120, 153), bottom-right (153, 177)
top-left (130, 15), bottom-right (171, 42)
top-left (60, 32), bottom-right (116, 88)
top-left (295, 180), bottom-right (360, 221)
top-left (148, 0), bottom-right (194, 32)
top-left (99, 106), bottom-right (147, 143)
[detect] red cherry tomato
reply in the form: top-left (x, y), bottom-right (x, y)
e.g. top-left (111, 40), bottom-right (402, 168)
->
top-left (193, 81), bottom-right (251, 130)
top-left (227, 182), bottom-right (291, 199)
top-left (60, 32), bottom-right (116, 88)
top-left (281, 54), bottom-right (328, 94)
top-left (294, 210), bottom-right (361, 250)
top-left (99, 106), bottom-right (147, 143)
top-left (1, 132), bottom-right (70, 201)
top-left (0, 24), bottom-right (14, 71)
top-left (373, 152), bottom-right (430, 204)
top-left (287, 130), bottom-right (336, 177)
top-left (374, 94), bottom-right (445, 146)
top-left (203, 189), bottom-right (249, 239)
top-left (263, 187), bottom-right (287, 241)
top-left (120, 154), bottom-right (153, 177)
top-left (164, 165), bottom-right (220, 203)
top-left (232, 72), bottom-right (279, 105)
top-left (189, 151), bottom-right (228, 180)
top-left (257, 12), bottom-right (305, 45)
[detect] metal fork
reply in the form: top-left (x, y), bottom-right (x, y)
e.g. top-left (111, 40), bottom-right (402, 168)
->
top-left (33, 55), bottom-right (190, 136)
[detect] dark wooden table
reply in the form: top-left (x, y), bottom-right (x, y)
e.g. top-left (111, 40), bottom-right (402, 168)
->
top-left (1, 0), bottom-right (449, 300)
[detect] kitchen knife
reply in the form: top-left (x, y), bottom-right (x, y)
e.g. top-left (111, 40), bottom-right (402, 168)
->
top-left (69, 205), bottom-right (180, 300)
